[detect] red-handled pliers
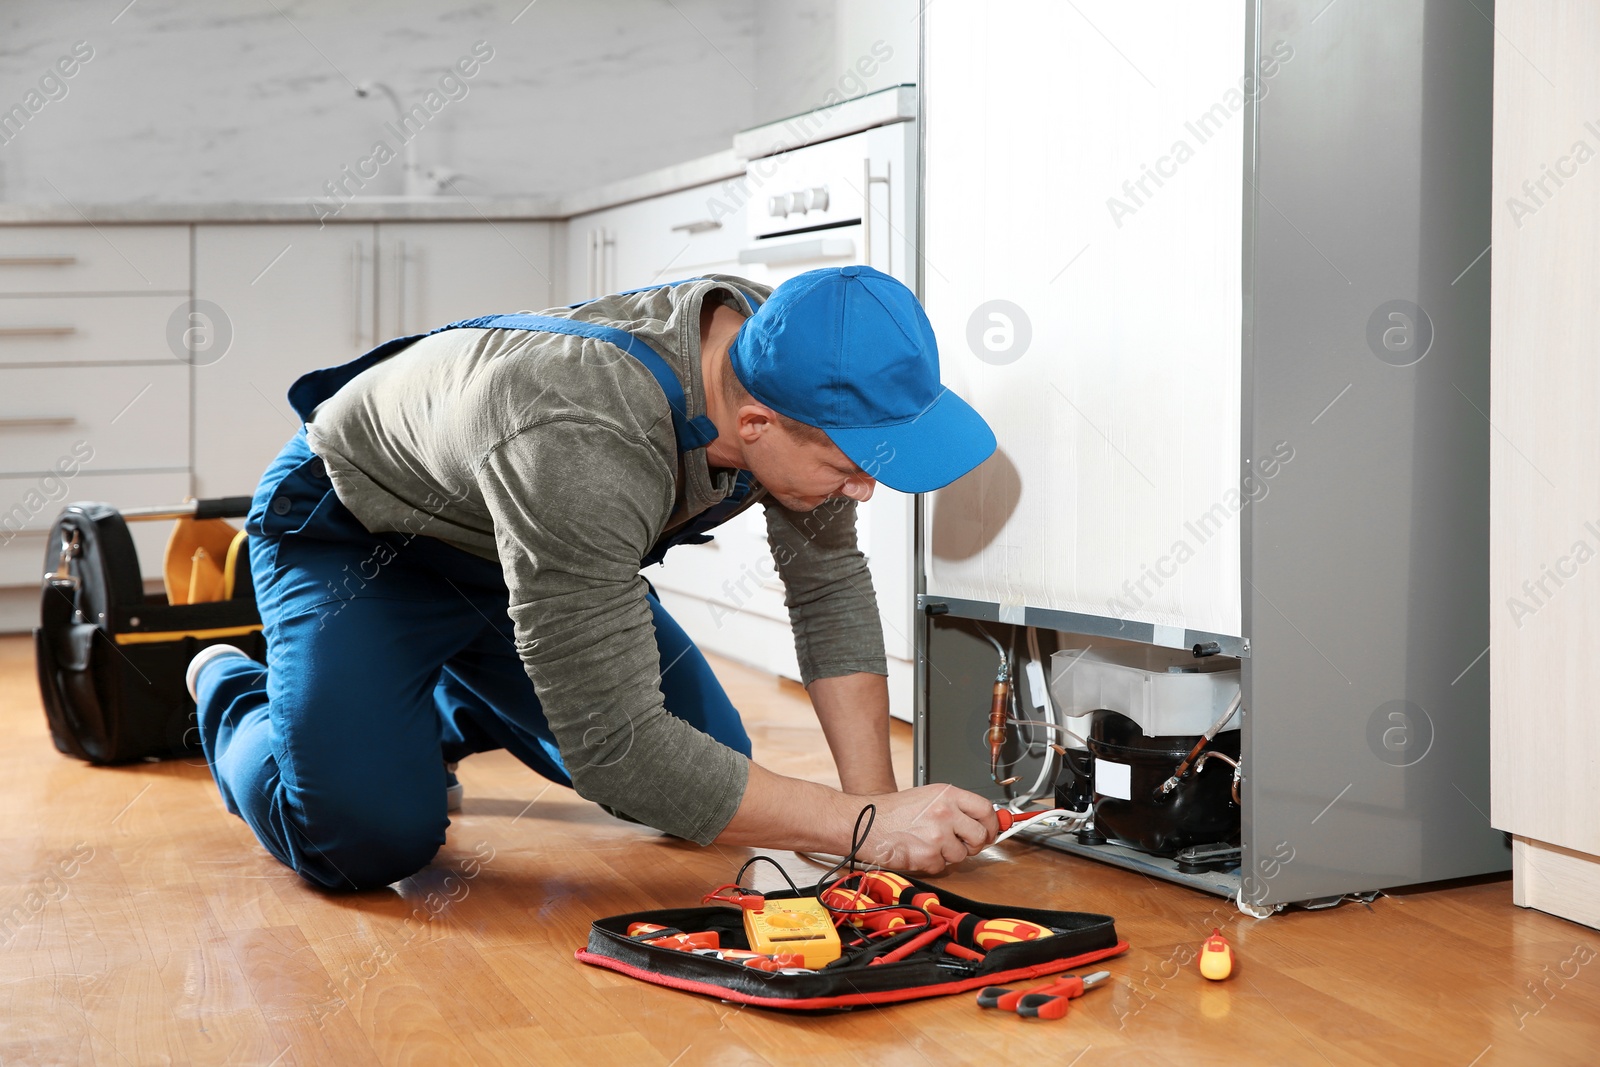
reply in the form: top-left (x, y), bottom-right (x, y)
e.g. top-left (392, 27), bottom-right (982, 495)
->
top-left (977, 970), bottom-right (1110, 1019)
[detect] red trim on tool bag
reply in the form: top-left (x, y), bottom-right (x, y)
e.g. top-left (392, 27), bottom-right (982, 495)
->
top-left (573, 940), bottom-right (1130, 1010)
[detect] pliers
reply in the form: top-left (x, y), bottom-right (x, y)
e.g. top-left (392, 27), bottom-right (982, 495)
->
top-left (976, 970), bottom-right (1110, 1019)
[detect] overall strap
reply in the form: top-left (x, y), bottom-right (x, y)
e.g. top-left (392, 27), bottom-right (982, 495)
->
top-left (290, 278), bottom-right (763, 454)
top-left (288, 332), bottom-right (426, 423)
top-left (284, 277), bottom-right (769, 566)
top-left (436, 313), bottom-right (718, 452)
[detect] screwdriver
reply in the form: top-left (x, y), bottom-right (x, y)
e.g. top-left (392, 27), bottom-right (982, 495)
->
top-left (993, 808), bottom-right (1052, 832)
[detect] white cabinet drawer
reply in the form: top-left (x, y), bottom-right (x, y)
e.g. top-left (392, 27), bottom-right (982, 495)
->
top-left (0, 295), bottom-right (184, 365)
top-left (0, 226), bottom-right (189, 294)
top-left (566, 175), bottom-right (752, 302)
top-left (0, 470), bottom-right (191, 585)
top-left (642, 178), bottom-right (749, 272)
top-left (0, 364), bottom-right (188, 474)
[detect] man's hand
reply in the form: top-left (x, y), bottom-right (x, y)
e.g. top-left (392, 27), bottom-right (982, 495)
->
top-left (855, 784), bottom-right (999, 874)
top-left (713, 766), bottom-right (997, 874)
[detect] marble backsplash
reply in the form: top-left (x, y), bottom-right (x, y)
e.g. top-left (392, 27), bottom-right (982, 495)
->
top-left (0, 0), bottom-right (915, 205)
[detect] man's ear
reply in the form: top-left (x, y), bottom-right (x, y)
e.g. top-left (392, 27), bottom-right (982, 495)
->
top-left (736, 403), bottom-right (778, 444)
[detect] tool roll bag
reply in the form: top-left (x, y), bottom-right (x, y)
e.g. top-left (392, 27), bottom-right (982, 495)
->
top-left (34, 497), bottom-right (266, 764)
top-left (577, 874), bottom-right (1127, 1011)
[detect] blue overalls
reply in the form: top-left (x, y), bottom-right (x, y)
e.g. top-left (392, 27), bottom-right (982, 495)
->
top-left (194, 296), bottom-right (757, 891)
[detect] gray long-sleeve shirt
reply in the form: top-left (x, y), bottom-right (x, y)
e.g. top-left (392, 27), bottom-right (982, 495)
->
top-left (304, 275), bottom-right (887, 844)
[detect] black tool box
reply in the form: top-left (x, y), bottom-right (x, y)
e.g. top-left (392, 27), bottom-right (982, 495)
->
top-left (34, 497), bottom-right (266, 764)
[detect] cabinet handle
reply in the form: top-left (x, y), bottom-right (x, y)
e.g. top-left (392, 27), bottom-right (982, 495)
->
top-left (351, 240), bottom-right (367, 348)
top-left (0, 254), bottom-right (77, 267)
top-left (583, 228), bottom-right (616, 298)
top-left (395, 238), bottom-right (408, 337)
top-left (862, 159), bottom-right (892, 271)
top-left (670, 220), bottom-right (722, 235)
top-left (585, 228), bottom-right (614, 299)
top-left (0, 415), bottom-right (76, 428)
top-left (585, 228), bottom-right (597, 300)
top-left (0, 325), bottom-right (76, 338)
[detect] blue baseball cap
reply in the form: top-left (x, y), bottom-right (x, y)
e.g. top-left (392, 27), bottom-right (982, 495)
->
top-left (727, 266), bottom-right (996, 493)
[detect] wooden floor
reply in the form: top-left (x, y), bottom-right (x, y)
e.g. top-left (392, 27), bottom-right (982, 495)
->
top-left (2, 633), bottom-right (1597, 1066)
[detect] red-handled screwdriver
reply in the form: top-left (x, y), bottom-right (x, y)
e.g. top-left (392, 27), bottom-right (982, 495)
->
top-left (1015, 970), bottom-right (1111, 1020)
top-left (992, 808), bottom-right (1050, 832)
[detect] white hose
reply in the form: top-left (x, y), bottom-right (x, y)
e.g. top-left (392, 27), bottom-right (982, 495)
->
top-left (1010, 626), bottom-right (1059, 807)
top-left (992, 808), bottom-right (1085, 845)
top-left (1204, 688), bottom-right (1244, 741)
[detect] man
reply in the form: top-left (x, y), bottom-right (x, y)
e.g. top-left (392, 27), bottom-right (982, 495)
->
top-left (188, 266), bottom-right (1000, 891)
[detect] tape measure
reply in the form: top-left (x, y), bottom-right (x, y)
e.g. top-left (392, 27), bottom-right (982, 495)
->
top-left (742, 897), bottom-right (842, 967)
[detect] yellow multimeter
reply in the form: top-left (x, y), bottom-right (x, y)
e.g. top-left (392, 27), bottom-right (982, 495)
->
top-left (742, 897), bottom-right (842, 968)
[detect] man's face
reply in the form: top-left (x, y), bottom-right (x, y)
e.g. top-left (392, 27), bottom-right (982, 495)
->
top-left (744, 419), bottom-right (877, 512)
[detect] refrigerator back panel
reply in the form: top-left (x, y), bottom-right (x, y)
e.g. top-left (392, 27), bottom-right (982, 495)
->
top-left (920, 0), bottom-right (1247, 638)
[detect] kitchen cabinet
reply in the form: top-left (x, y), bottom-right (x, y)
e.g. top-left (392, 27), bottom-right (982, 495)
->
top-left (193, 223), bottom-right (376, 499)
top-left (563, 177), bottom-right (749, 303)
top-left (0, 216), bottom-right (553, 631)
top-left (1489, 1), bottom-right (1600, 930)
top-left (0, 225), bottom-right (188, 293)
top-left (0, 296), bottom-right (189, 368)
top-left (0, 225), bottom-right (191, 609)
top-left (193, 222), bottom-right (552, 499)
top-left (377, 222), bottom-right (554, 336)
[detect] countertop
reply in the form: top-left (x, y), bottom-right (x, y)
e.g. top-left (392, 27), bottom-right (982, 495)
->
top-left (0, 88), bottom-right (915, 226)
top-left (0, 149), bottom-right (745, 226)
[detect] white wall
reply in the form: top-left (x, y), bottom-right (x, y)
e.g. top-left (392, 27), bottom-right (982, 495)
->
top-left (0, 0), bottom-right (917, 204)
top-left (753, 0), bottom-right (918, 125)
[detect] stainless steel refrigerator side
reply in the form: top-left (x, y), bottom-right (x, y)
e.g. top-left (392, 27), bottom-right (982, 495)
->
top-left (1242, 0), bottom-right (1508, 906)
top-left (1239, 0), bottom-right (1265, 911)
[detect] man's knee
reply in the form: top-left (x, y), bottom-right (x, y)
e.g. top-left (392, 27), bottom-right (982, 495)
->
top-left (294, 791), bottom-right (446, 891)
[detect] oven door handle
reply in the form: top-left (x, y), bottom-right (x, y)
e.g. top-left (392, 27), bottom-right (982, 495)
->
top-left (862, 159), bottom-right (892, 270)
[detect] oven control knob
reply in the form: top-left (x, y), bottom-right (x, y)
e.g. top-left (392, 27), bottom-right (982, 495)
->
top-left (768, 195), bottom-right (789, 218)
top-left (806, 186), bottom-right (829, 213)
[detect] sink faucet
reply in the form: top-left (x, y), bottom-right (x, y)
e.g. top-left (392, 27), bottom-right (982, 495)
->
top-left (355, 80), bottom-right (424, 197)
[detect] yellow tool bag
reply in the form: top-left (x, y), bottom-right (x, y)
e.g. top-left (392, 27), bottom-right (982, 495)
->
top-left (34, 496), bottom-right (265, 764)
